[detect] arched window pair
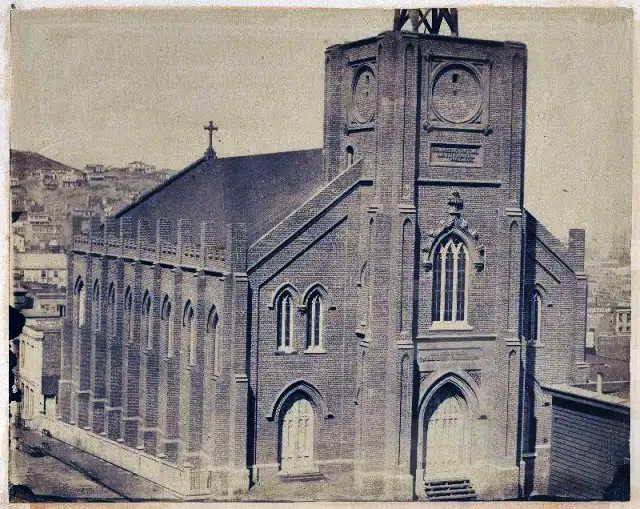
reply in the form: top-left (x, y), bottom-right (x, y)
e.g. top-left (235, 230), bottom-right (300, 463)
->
top-left (181, 300), bottom-right (219, 368)
top-left (432, 237), bottom-right (469, 324)
top-left (276, 287), bottom-right (326, 352)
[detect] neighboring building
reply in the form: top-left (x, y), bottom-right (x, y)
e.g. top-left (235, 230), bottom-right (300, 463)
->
top-left (543, 383), bottom-right (629, 500)
top-left (50, 23), bottom-right (588, 501)
top-left (14, 317), bottom-right (63, 425)
top-left (127, 160), bottom-right (156, 174)
top-left (23, 285), bottom-right (67, 318)
top-left (85, 164), bottom-right (105, 173)
top-left (61, 173), bottom-right (87, 188)
top-left (13, 252), bottom-right (67, 287)
top-left (12, 233), bottom-right (25, 253)
top-left (23, 213), bottom-right (62, 248)
top-left (88, 174), bottom-right (106, 186)
top-left (42, 174), bottom-right (59, 189)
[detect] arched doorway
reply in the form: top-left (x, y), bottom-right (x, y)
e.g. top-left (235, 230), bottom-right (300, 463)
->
top-left (279, 397), bottom-right (314, 473)
top-left (421, 383), bottom-right (470, 481)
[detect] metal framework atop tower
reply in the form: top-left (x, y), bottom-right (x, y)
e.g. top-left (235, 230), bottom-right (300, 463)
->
top-left (393, 8), bottom-right (459, 37)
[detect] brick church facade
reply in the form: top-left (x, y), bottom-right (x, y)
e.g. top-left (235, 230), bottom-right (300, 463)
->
top-left (53, 26), bottom-right (589, 500)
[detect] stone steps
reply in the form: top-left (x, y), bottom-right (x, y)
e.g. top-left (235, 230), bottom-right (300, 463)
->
top-left (424, 479), bottom-right (477, 501)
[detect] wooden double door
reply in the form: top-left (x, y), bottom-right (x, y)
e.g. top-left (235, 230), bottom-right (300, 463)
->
top-left (422, 385), bottom-right (469, 481)
top-left (280, 398), bottom-right (314, 473)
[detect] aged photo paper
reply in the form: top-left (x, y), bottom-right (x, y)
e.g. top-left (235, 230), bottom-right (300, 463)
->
top-left (4, 3), bottom-right (635, 506)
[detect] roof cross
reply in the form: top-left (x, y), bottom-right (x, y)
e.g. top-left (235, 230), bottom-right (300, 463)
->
top-left (204, 120), bottom-right (218, 158)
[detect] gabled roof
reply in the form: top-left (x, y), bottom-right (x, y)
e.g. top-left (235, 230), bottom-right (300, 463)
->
top-left (116, 149), bottom-right (324, 245)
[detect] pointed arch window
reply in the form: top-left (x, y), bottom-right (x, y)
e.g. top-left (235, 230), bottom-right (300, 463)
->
top-left (306, 292), bottom-right (325, 351)
top-left (346, 146), bottom-right (355, 167)
top-left (530, 292), bottom-right (542, 344)
top-left (277, 291), bottom-right (294, 352)
top-left (431, 237), bottom-right (468, 325)
top-left (141, 291), bottom-right (152, 348)
top-left (107, 283), bottom-right (116, 337)
top-left (183, 301), bottom-right (196, 365)
top-left (92, 280), bottom-right (101, 331)
top-left (123, 286), bottom-right (132, 343)
top-left (206, 306), bottom-right (219, 373)
top-left (75, 278), bottom-right (86, 328)
top-left (161, 295), bottom-right (173, 356)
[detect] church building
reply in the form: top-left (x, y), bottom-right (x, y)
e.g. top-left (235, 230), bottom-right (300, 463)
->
top-left (53, 10), bottom-right (589, 501)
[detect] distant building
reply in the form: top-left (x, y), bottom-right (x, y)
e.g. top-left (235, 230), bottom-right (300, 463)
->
top-left (85, 164), bottom-right (105, 173)
top-left (127, 160), bottom-right (156, 173)
top-left (23, 286), bottom-right (67, 318)
top-left (14, 317), bottom-right (63, 425)
top-left (13, 252), bottom-right (67, 287)
top-left (61, 173), bottom-right (86, 188)
top-left (12, 233), bottom-right (25, 253)
top-left (23, 214), bottom-right (61, 248)
top-left (88, 174), bottom-right (106, 186)
top-left (42, 174), bottom-right (59, 189)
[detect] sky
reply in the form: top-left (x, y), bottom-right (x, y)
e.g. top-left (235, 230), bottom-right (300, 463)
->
top-left (10, 8), bottom-right (632, 256)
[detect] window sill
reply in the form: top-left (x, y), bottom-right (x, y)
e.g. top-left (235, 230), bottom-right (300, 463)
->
top-left (429, 321), bottom-right (473, 331)
top-left (303, 348), bottom-right (327, 355)
top-left (274, 349), bottom-right (297, 355)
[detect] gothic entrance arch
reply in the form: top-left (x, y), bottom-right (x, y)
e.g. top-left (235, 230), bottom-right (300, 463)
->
top-left (419, 382), bottom-right (471, 482)
top-left (279, 397), bottom-right (314, 473)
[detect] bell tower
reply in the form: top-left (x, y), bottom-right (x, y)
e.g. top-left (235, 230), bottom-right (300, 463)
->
top-left (322, 8), bottom-right (529, 500)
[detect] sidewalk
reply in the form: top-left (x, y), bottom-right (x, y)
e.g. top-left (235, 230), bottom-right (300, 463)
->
top-left (16, 427), bottom-right (181, 501)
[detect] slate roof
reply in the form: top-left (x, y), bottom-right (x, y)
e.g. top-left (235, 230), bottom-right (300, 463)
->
top-left (116, 149), bottom-right (324, 246)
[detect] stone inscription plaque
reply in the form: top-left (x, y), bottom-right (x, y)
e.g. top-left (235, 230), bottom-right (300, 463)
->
top-left (418, 348), bottom-right (481, 364)
top-left (429, 143), bottom-right (483, 167)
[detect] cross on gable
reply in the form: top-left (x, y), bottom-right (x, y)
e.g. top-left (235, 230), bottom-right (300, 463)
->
top-left (204, 120), bottom-right (218, 158)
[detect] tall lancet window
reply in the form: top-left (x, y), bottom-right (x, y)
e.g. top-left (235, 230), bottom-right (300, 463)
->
top-left (142, 291), bottom-right (152, 348)
top-left (107, 283), bottom-right (116, 337)
top-left (530, 292), bottom-right (542, 344)
top-left (92, 280), bottom-right (101, 331)
top-left (277, 291), bottom-right (294, 351)
top-left (431, 237), bottom-right (468, 324)
top-left (183, 301), bottom-right (196, 365)
top-left (75, 278), bottom-right (86, 328)
top-left (206, 306), bottom-right (219, 373)
top-left (123, 286), bottom-right (132, 343)
top-left (306, 292), bottom-right (324, 351)
top-left (161, 295), bottom-right (173, 357)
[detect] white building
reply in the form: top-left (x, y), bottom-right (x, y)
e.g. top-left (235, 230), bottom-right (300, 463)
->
top-left (15, 318), bottom-right (63, 425)
top-left (127, 160), bottom-right (156, 173)
top-left (13, 252), bottom-right (67, 287)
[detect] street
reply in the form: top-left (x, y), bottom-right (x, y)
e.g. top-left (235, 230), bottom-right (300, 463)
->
top-left (9, 425), bottom-right (180, 502)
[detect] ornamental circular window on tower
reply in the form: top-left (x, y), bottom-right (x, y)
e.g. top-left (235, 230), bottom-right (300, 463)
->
top-left (432, 64), bottom-right (482, 124)
top-left (352, 67), bottom-right (377, 124)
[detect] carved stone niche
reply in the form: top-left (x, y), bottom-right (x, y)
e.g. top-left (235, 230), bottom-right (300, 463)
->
top-left (424, 56), bottom-right (491, 134)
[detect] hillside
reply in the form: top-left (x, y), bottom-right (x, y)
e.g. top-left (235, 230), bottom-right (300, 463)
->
top-left (10, 149), bottom-right (79, 178)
